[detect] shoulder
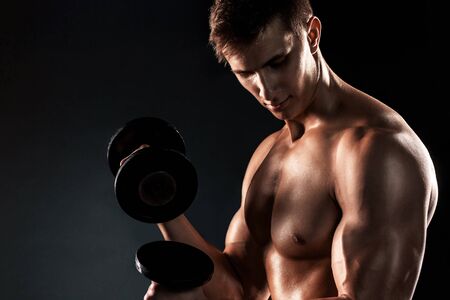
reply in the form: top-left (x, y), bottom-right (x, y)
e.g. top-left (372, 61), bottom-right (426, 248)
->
top-left (334, 104), bottom-right (435, 178)
top-left (250, 128), bottom-right (283, 162)
top-left (224, 130), bottom-right (283, 248)
top-left (335, 122), bottom-right (435, 182)
top-left (241, 128), bottom-right (283, 193)
top-left (333, 123), bottom-right (437, 223)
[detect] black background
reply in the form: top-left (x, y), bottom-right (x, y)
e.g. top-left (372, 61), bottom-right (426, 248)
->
top-left (0, 1), bottom-right (448, 299)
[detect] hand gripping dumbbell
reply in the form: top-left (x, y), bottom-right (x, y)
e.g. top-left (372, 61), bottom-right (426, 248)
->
top-left (107, 117), bottom-right (214, 291)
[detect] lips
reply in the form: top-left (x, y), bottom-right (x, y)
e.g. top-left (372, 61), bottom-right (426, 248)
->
top-left (264, 96), bottom-right (290, 110)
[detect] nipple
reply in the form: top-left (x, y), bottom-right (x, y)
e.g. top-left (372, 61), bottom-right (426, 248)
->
top-left (292, 234), bottom-right (306, 245)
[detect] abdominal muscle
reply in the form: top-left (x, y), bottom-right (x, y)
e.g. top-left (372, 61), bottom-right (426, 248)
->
top-left (264, 246), bottom-right (337, 300)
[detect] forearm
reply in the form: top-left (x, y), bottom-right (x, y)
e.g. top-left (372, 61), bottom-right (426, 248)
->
top-left (157, 214), bottom-right (244, 299)
top-left (157, 214), bottom-right (213, 249)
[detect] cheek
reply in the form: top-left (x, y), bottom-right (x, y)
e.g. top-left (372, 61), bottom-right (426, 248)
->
top-left (279, 61), bottom-right (301, 91)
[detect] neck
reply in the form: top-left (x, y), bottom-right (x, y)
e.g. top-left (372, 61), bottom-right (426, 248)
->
top-left (285, 52), bottom-right (342, 141)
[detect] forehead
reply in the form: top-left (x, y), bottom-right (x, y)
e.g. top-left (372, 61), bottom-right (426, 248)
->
top-left (224, 18), bottom-right (297, 71)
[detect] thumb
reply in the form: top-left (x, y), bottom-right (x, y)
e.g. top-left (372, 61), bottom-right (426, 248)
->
top-left (144, 281), bottom-right (160, 300)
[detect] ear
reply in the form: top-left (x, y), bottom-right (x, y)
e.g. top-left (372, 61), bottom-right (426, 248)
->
top-left (307, 16), bottom-right (321, 55)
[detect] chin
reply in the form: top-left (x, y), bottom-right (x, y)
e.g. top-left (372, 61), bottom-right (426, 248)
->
top-left (271, 112), bottom-right (290, 121)
top-left (270, 103), bottom-right (301, 121)
top-left (271, 108), bottom-right (297, 120)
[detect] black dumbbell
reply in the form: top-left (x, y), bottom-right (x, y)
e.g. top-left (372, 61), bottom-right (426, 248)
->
top-left (135, 241), bottom-right (214, 291)
top-left (107, 117), bottom-right (214, 290)
top-left (107, 116), bottom-right (197, 223)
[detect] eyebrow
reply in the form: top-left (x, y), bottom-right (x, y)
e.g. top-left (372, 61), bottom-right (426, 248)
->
top-left (232, 52), bottom-right (287, 74)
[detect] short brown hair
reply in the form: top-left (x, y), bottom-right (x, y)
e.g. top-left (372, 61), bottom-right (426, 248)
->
top-left (209, 0), bottom-right (313, 63)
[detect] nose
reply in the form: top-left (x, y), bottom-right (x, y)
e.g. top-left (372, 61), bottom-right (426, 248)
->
top-left (256, 71), bottom-right (276, 101)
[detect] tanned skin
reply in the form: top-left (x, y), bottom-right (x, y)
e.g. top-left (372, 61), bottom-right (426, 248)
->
top-left (142, 16), bottom-right (438, 300)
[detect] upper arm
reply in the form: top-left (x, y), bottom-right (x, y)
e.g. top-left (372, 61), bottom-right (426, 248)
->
top-left (221, 131), bottom-right (281, 299)
top-left (223, 209), bottom-right (269, 299)
top-left (332, 129), bottom-right (435, 299)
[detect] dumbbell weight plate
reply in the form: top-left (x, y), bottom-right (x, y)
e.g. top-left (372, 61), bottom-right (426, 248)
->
top-left (115, 147), bottom-right (198, 223)
top-left (108, 117), bottom-right (186, 176)
top-left (135, 241), bottom-right (214, 291)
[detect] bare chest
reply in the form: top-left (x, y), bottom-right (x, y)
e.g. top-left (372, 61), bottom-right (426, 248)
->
top-left (244, 135), bottom-right (341, 259)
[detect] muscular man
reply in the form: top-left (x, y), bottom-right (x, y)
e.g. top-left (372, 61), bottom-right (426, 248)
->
top-left (144, 1), bottom-right (438, 299)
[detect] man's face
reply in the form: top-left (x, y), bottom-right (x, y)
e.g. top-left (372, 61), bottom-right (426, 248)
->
top-left (224, 17), bottom-right (318, 121)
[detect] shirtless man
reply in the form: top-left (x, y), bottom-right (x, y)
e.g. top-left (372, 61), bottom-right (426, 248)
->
top-left (143, 0), bottom-right (438, 299)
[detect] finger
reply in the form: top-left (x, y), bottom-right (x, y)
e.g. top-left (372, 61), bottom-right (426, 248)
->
top-left (143, 281), bottom-right (159, 300)
top-left (120, 144), bottom-right (151, 167)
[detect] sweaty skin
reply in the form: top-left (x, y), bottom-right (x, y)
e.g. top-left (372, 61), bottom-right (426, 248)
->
top-left (144, 17), bottom-right (438, 300)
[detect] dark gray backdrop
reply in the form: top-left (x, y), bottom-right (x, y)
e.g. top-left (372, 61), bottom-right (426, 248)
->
top-left (0, 1), bottom-right (447, 299)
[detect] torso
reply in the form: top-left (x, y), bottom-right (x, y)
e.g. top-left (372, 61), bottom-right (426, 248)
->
top-left (238, 85), bottom-right (438, 299)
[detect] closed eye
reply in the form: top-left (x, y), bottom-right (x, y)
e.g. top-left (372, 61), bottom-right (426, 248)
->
top-left (268, 55), bottom-right (287, 69)
top-left (234, 70), bottom-right (253, 79)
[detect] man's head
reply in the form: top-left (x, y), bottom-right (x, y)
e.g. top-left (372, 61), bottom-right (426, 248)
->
top-left (208, 0), bottom-right (322, 121)
top-left (209, 0), bottom-right (313, 63)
